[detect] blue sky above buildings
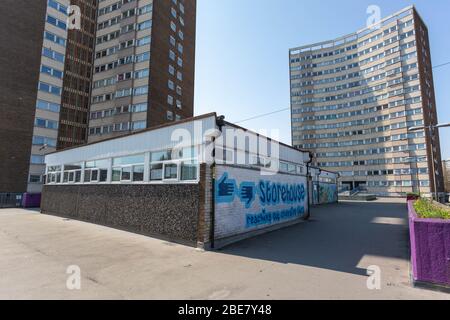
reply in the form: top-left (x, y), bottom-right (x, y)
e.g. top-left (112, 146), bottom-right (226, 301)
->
top-left (194, 0), bottom-right (450, 160)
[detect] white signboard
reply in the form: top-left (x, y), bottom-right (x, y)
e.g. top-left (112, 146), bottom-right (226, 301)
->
top-left (214, 165), bottom-right (308, 239)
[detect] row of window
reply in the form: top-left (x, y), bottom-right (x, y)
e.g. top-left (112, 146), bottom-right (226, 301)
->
top-left (315, 142), bottom-right (426, 159)
top-left (290, 18), bottom-right (414, 64)
top-left (48, 0), bottom-right (68, 15)
top-left (32, 135), bottom-right (57, 147)
top-left (42, 47), bottom-right (65, 63)
top-left (90, 103), bottom-right (147, 120)
top-left (46, 14), bottom-right (67, 31)
top-left (92, 86), bottom-right (148, 104)
top-left (300, 128), bottom-right (424, 142)
top-left (295, 121), bottom-right (423, 147)
top-left (319, 155), bottom-right (428, 168)
top-left (291, 32), bottom-right (416, 80)
top-left (38, 82), bottom-right (61, 96)
top-left (292, 59), bottom-right (418, 104)
top-left (97, 4), bottom-right (152, 31)
top-left (294, 104), bottom-right (422, 123)
top-left (88, 121), bottom-right (147, 136)
top-left (296, 112), bottom-right (423, 132)
top-left (96, 36), bottom-right (151, 59)
top-left (94, 51), bottom-right (150, 73)
top-left (291, 69), bottom-right (417, 96)
top-left (36, 100), bottom-right (61, 113)
top-left (44, 31), bottom-right (66, 47)
top-left (366, 180), bottom-right (430, 187)
top-left (41, 64), bottom-right (63, 79)
top-left (96, 20), bottom-right (152, 45)
top-left (292, 74), bottom-right (420, 113)
top-left (93, 68), bottom-right (149, 89)
top-left (35, 118), bottom-right (58, 130)
top-left (311, 131), bottom-right (424, 151)
top-left (47, 148), bottom-right (198, 185)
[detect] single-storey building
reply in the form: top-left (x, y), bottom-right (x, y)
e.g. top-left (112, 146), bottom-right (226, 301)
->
top-left (42, 113), bottom-right (337, 249)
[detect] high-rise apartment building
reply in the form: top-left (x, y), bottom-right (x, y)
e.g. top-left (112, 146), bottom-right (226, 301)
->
top-left (289, 6), bottom-right (444, 197)
top-left (29, 0), bottom-right (97, 193)
top-left (443, 160), bottom-right (450, 193)
top-left (87, 0), bottom-right (196, 143)
top-left (0, 0), bottom-right (48, 194)
top-left (0, 0), bottom-right (196, 195)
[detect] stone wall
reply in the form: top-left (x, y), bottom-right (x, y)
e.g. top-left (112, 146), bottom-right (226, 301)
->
top-left (41, 184), bottom-right (200, 246)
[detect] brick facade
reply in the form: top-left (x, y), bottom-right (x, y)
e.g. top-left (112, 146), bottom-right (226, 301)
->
top-left (0, 0), bottom-right (47, 193)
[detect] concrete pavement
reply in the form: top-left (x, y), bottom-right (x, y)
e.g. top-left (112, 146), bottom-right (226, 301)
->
top-left (0, 198), bottom-right (448, 299)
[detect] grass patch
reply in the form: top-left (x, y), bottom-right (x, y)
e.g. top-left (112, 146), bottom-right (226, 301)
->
top-left (413, 198), bottom-right (450, 220)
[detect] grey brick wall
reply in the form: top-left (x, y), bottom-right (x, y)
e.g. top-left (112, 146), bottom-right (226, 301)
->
top-left (41, 184), bottom-right (200, 246)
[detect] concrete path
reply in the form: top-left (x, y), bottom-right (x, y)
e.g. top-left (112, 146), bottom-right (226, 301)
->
top-left (0, 199), bottom-right (448, 299)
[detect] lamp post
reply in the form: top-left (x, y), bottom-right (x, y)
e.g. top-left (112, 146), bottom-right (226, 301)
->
top-left (409, 123), bottom-right (450, 201)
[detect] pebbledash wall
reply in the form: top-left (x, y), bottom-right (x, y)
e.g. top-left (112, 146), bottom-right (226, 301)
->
top-left (41, 113), bottom-right (330, 248)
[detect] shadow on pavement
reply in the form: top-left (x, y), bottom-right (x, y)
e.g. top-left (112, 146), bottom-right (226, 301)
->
top-left (218, 200), bottom-right (410, 277)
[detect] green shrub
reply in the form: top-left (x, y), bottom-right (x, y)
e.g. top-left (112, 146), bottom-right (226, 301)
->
top-left (413, 198), bottom-right (450, 220)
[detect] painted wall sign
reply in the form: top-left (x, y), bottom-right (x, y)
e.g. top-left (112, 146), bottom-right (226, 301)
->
top-left (214, 165), bottom-right (308, 239)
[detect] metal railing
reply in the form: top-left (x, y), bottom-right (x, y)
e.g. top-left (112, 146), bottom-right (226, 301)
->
top-left (0, 193), bottom-right (23, 208)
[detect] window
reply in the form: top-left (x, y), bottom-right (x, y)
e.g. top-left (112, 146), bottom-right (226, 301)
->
top-left (132, 121), bottom-right (146, 130)
top-left (46, 14), bottom-right (67, 30)
top-left (63, 164), bottom-right (82, 184)
top-left (85, 159), bottom-right (109, 183)
top-left (29, 175), bottom-right (42, 183)
top-left (45, 31), bottom-right (66, 46)
top-left (149, 147), bottom-right (198, 182)
top-left (36, 100), bottom-right (60, 113)
top-left (112, 154), bottom-right (145, 182)
top-left (35, 118), bottom-right (58, 130)
top-left (134, 68), bottom-right (149, 79)
top-left (41, 65), bottom-right (63, 79)
top-left (33, 136), bottom-right (57, 147)
top-left (39, 82), bottom-right (61, 96)
top-left (167, 95), bottom-right (174, 105)
top-left (48, 0), bottom-right (68, 15)
top-left (135, 51), bottom-right (150, 63)
top-left (170, 35), bottom-right (176, 46)
top-left (133, 86), bottom-right (148, 96)
top-left (169, 50), bottom-right (176, 61)
top-left (42, 47), bottom-right (64, 63)
top-left (167, 110), bottom-right (174, 120)
top-left (169, 65), bottom-right (175, 75)
top-left (181, 161), bottom-right (197, 181)
top-left (132, 103), bottom-right (148, 113)
top-left (138, 4), bottom-right (153, 15)
top-left (137, 20), bottom-right (152, 31)
top-left (164, 163), bottom-right (178, 180)
top-left (150, 163), bottom-right (163, 181)
top-left (137, 36), bottom-right (151, 46)
top-left (31, 155), bottom-right (45, 164)
top-left (170, 21), bottom-right (176, 32)
top-left (168, 80), bottom-right (174, 90)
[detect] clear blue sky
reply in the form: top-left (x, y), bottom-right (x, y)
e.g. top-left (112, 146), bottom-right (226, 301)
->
top-left (194, 0), bottom-right (450, 160)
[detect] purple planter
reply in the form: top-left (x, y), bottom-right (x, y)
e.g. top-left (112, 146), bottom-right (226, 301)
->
top-left (22, 193), bottom-right (41, 208)
top-left (408, 200), bottom-right (450, 288)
